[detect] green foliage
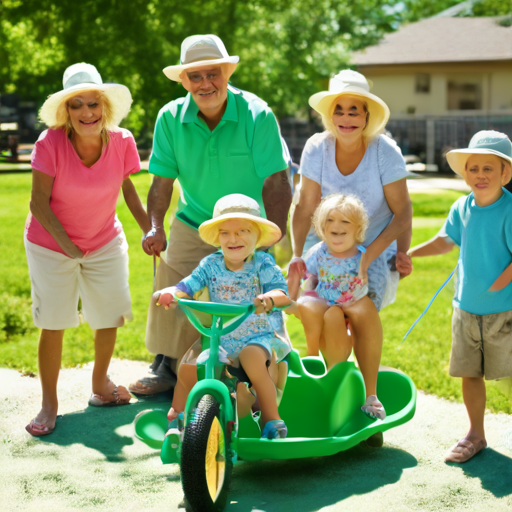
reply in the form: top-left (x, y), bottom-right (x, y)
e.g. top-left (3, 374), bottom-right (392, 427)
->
top-left (471, 0), bottom-right (512, 17)
top-left (1, 0), bottom-right (401, 138)
top-left (0, 293), bottom-right (35, 342)
top-left (400, 0), bottom-right (512, 22)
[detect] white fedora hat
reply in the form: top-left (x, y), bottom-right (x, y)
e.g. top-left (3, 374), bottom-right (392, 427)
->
top-left (446, 130), bottom-right (512, 177)
top-left (163, 34), bottom-right (239, 83)
top-left (39, 63), bottom-right (132, 128)
top-left (199, 194), bottom-right (281, 248)
top-left (309, 70), bottom-right (390, 139)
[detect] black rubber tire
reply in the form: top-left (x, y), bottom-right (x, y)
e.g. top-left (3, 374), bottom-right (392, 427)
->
top-left (364, 431), bottom-right (384, 448)
top-left (181, 394), bottom-right (233, 512)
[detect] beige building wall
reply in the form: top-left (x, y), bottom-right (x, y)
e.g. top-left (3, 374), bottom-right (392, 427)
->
top-left (358, 62), bottom-right (512, 117)
top-left (490, 70), bottom-right (512, 110)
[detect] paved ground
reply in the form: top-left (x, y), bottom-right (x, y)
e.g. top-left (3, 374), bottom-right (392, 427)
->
top-left (1, 359), bottom-right (511, 511)
top-left (407, 174), bottom-right (470, 193)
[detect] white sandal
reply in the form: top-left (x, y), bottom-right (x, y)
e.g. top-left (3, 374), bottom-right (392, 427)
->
top-left (361, 395), bottom-right (386, 420)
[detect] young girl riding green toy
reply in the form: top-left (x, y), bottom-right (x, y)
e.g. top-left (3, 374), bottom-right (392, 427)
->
top-left (153, 194), bottom-right (292, 440)
top-left (288, 193), bottom-right (387, 420)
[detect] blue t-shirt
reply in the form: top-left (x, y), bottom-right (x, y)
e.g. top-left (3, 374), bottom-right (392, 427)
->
top-left (441, 189), bottom-right (512, 315)
top-left (300, 132), bottom-right (408, 246)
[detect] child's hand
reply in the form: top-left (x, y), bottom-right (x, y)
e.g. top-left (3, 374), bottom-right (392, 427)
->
top-left (153, 287), bottom-right (177, 309)
top-left (396, 251), bottom-right (413, 278)
top-left (254, 294), bottom-right (274, 315)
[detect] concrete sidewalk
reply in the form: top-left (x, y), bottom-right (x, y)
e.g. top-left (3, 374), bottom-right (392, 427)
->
top-left (1, 359), bottom-right (511, 511)
top-left (407, 174), bottom-right (470, 193)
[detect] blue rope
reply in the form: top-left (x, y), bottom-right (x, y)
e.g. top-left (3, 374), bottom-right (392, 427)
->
top-left (402, 264), bottom-right (458, 342)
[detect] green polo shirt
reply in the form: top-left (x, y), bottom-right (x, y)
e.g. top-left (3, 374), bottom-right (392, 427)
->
top-left (149, 86), bottom-right (287, 229)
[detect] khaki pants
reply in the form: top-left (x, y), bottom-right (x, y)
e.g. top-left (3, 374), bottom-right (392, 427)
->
top-left (145, 218), bottom-right (216, 359)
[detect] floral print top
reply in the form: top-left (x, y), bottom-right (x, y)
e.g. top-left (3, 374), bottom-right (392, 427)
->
top-left (176, 251), bottom-right (291, 362)
top-left (303, 242), bottom-right (368, 307)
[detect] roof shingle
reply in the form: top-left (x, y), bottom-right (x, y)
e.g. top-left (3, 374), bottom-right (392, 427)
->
top-left (353, 17), bottom-right (512, 66)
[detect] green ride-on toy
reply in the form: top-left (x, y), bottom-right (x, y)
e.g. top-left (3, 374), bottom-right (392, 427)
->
top-left (134, 299), bottom-right (417, 512)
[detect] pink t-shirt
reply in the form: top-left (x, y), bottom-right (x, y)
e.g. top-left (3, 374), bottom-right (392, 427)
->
top-left (26, 128), bottom-right (141, 255)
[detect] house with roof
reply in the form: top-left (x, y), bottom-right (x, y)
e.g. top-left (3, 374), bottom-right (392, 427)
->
top-left (352, 14), bottom-right (512, 169)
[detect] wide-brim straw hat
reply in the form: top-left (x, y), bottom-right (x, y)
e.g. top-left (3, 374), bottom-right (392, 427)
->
top-left (199, 194), bottom-right (281, 248)
top-left (446, 130), bottom-right (512, 176)
top-left (39, 63), bottom-right (132, 128)
top-left (309, 70), bottom-right (390, 139)
top-left (163, 34), bottom-right (239, 83)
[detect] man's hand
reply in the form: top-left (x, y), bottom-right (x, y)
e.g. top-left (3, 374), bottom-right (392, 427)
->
top-left (395, 251), bottom-right (413, 278)
top-left (142, 227), bottom-right (167, 256)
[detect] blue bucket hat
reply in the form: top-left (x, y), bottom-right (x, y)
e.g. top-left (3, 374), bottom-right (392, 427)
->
top-left (446, 130), bottom-right (512, 176)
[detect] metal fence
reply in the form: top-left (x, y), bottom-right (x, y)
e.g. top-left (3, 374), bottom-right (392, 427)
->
top-left (280, 113), bottom-right (512, 172)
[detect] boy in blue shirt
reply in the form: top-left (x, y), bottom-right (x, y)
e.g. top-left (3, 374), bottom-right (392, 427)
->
top-left (408, 131), bottom-right (512, 463)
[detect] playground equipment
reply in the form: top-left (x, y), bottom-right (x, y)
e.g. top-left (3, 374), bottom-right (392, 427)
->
top-left (134, 299), bottom-right (416, 512)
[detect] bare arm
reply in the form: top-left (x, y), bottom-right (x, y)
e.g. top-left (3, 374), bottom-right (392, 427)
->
top-left (122, 177), bottom-right (151, 234)
top-left (291, 176), bottom-right (322, 258)
top-left (262, 170), bottom-right (292, 239)
top-left (142, 175), bottom-right (174, 256)
top-left (360, 178), bottom-right (413, 277)
top-left (408, 235), bottom-right (454, 258)
top-left (29, 169), bottom-right (83, 258)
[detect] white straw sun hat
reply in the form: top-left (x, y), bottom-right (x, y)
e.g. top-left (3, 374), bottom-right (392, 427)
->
top-left (39, 63), bottom-right (132, 128)
top-left (446, 130), bottom-right (512, 176)
top-left (199, 194), bottom-right (281, 248)
top-left (163, 34), bottom-right (239, 83)
top-left (309, 70), bottom-right (390, 139)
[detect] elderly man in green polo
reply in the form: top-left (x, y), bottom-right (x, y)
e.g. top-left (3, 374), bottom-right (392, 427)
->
top-left (130, 34), bottom-right (292, 395)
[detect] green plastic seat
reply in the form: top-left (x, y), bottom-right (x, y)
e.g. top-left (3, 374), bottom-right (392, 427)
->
top-left (133, 300), bottom-right (417, 463)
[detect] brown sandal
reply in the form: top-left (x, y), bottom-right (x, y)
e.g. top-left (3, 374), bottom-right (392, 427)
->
top-left (128, 376), bottom-right (174, 396)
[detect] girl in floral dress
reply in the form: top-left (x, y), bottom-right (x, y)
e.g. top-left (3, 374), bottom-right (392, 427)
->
top-left (154, 194), bottom-right (291, 439)
top-left (288, 193), bottom-right (387, 419)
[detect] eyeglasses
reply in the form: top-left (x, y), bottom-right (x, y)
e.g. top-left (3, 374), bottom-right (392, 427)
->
top-left (187, 71), bottom-right (221, 84)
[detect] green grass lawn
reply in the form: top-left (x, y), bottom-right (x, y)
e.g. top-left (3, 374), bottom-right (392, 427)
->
top-left (1, 173), bottom-right (510, 413)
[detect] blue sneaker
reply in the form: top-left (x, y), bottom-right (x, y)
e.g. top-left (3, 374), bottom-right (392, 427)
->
top-left (261, 420), bottom-right (287, 439)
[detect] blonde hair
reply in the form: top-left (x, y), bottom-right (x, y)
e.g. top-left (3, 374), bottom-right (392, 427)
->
top-left (312, 194), bottom-right (369, 244)
top-left (322, 95), bottom-right (378, 145)
top-left (52, 89), bottom-right (114, 145)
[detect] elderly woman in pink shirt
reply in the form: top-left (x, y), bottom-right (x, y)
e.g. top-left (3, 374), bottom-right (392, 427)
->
top-left (24, 63), bottom-right (151, 436)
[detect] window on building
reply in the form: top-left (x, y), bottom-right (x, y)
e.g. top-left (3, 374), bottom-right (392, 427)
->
top-left (415, 74), bottom-right (430, 93)
top-left (447, 79), bottom-right (482, 110)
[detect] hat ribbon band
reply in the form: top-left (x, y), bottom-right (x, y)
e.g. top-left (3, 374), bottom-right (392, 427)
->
top-left (216, 205), bottom-right (261, 218)
top-left (64, 72), bottom-right (102, 90)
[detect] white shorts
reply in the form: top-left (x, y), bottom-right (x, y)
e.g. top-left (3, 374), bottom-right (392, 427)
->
top-left (24, 234), bottom-right (132, 330)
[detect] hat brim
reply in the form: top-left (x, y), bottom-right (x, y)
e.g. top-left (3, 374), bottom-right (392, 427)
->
top-left (309, 88), bottom-right (390, 139)
top-left (39, 83), bottom-right (132, 128)
top-left (198, 213), bottom-right (281, 248)
top-left (163, 57), bottom-right (239, 82)
top-left (446, 148), bottom-right (512, 176)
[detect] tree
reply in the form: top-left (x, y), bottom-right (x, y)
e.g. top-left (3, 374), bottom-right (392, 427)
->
top-left (1, 0), bottom-right (401, 140)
